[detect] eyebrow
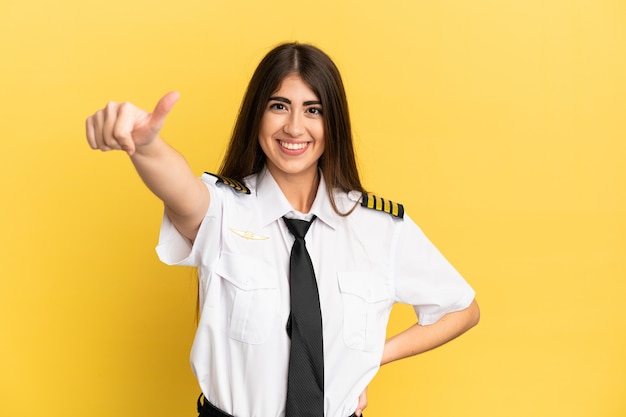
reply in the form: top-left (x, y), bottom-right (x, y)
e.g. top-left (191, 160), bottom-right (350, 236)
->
top-left (268, 96), bottom-right (322, 106)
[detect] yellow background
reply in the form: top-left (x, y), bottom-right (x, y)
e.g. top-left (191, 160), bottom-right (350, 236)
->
top-left (1, 0), bottom-right (624, 416)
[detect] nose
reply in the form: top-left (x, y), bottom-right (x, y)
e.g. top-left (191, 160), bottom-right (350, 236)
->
top-left (283, 111), bottom-right (304, 137)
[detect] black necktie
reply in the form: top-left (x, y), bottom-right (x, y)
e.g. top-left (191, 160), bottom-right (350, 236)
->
top-left (283, 216), bottom-right (324, 417)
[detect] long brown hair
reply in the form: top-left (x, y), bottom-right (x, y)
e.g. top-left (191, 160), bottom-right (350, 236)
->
top-left (219, 42), bottom-right (364, 215)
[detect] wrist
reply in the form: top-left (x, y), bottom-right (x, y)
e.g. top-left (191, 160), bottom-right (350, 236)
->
top-left (130, 136), bottom-right (166, 158)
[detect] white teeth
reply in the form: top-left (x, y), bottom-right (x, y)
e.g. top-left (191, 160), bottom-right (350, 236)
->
top-left (280, 141), bottom-right (307, 150)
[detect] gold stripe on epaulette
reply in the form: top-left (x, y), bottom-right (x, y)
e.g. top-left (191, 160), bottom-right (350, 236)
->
top-left (361, 192), bottom-right (404, 219)
top-left (205, 172), bottom-right (251, 194)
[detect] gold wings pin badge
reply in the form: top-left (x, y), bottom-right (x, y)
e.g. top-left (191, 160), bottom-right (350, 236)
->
top-left (229, 228), bottom-right (269, 241)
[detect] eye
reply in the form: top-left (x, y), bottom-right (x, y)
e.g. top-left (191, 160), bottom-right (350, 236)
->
top-left (306, 107), bottom-right (323, 116)
top-left (269, 102), bottom-right (287, 111)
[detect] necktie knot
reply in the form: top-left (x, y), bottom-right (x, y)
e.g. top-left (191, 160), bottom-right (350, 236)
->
top-left (283, 216), bottom-right (316, 239)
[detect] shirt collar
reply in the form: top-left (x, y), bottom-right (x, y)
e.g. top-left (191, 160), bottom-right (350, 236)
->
top-left (309, 173), bottom-right (338, 230)
top-left (254, 166), bottom-right (339, 230)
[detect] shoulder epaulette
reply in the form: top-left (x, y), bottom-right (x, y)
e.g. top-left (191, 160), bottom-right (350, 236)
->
top-left (205, 172), bottom-right (251, 194)
top-left (361, 192), bottom-right (404, 219)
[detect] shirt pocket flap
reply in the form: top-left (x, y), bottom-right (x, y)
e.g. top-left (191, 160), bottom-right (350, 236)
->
top-left (338, 271), bottom-right (389, 303)
top-left (216, 252), bottom-right (277, 291)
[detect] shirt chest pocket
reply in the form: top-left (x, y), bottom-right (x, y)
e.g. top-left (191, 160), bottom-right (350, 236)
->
top-left (216, 252), bottom-right (280, 344)
top-left (337, 271), bottom-right (392, 352)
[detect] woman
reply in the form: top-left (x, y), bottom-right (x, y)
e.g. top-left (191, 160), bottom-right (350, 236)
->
top-left (85, 42), bottom-right (479, 417)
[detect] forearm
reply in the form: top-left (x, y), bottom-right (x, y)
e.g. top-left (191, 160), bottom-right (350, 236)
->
top-left (86, 92), bottom-right (208, 238)
top-left (381, 298), bottom-right (480, 365)
top-left (130, 137), bottom-right (209, 239)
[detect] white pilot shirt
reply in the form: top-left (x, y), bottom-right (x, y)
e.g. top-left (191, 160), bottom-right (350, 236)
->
top-left (156, 166), bottom-right (475, 417)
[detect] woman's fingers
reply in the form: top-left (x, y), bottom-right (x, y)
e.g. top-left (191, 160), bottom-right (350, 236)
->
top-left (113, 101), bottom-right (145, 155)
top-left (103, 101), bottom-right (123, 150)
top-left (85, 114), bottom-right (97, 150)
top-left (149, 91), bottom-right (180, 133)
top-left (85, 92), bottom-right (179, 155)
top-left (355, 387), bottom-right (368, 416)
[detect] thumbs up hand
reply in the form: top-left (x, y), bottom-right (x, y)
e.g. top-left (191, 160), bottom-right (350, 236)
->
top-left (85, 91), bottom-right (180, 156)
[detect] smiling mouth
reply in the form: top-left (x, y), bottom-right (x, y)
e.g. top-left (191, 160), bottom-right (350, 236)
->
top-left (280, 141), bottom-right (308, 150)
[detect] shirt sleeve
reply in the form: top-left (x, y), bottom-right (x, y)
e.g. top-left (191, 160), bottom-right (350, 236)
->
top-left (392, 214), bottom-right (476, 326)
top-left (155, 174), bottom-right (223, 267)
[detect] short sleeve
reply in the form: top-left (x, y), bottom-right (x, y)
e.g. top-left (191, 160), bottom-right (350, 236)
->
top-left (392, 214), bottom-right (475, 326)
top-left (155, 174), bottom-right (223, 267)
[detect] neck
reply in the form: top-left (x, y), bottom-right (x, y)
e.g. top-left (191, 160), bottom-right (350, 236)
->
top-left (269, 167), bottom-right (320, 213)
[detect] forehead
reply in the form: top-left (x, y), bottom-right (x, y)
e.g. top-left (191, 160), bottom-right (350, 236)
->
top-left (272, 74), bottom-right (318, 98)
